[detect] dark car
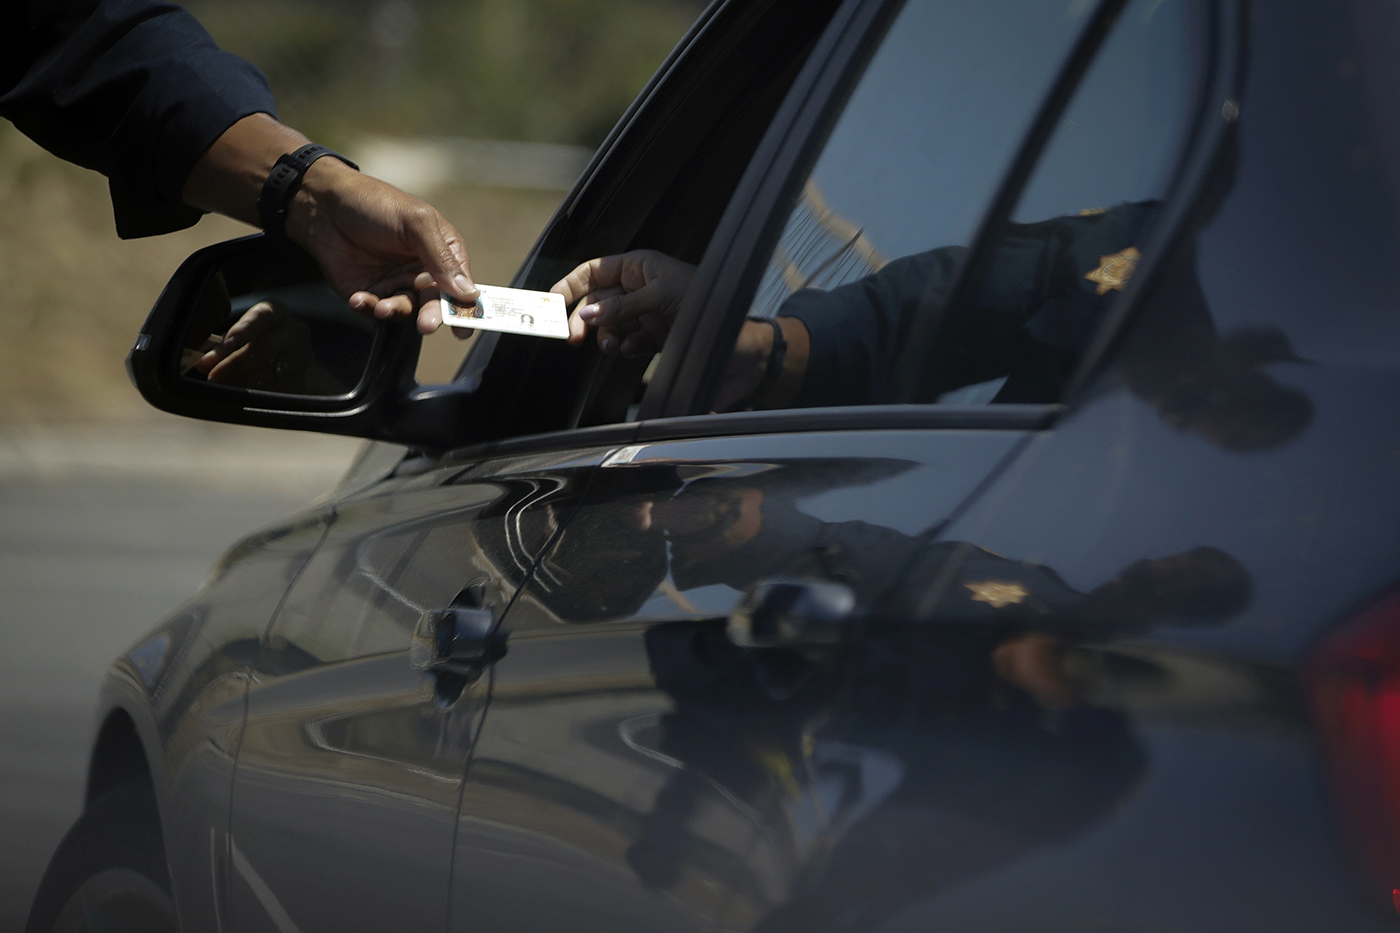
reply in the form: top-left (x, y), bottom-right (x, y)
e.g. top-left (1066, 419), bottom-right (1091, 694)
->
top-left (26, 0), bottom-right (1400, 929)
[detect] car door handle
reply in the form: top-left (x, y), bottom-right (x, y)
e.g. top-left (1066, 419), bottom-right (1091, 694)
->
top-left (727, 577), bottom-right (856, 648)
top-left (410, 606), bottom-right (507, 675)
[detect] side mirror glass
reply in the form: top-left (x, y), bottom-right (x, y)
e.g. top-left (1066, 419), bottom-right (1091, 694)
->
top-left (180, 272), bottom-right (375, 399)
top-left (128, 235), bottom-right (481, 449)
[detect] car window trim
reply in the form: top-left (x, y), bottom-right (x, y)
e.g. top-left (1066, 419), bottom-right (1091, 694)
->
top-left (437, 420), bottom-right (644, 467)
top-left (633, 404), bottom-right (1059, 442)
top-left (422, 0), bottom-right (1244, 476)
top-left (431, 402), bottom-right (1056, 468)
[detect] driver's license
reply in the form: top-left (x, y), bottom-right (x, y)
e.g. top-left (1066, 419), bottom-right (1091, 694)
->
top-left (440, 285), bottom-right (569, 339)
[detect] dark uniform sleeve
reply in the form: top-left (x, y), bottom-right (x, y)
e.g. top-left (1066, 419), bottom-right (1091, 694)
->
top-left (776, 200), bottom-right (1161, 407)
top-left (1, 0), bottom-right (278, 238)
top-left (781, 245), bottom-right (967, 407)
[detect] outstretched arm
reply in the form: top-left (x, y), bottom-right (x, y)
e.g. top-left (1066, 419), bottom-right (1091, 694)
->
top-left (3, 2), bottom-right (476, 334)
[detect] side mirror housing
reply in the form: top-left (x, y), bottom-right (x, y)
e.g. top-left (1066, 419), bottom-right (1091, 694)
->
top-left (126, 234), bottom-right (481, 450)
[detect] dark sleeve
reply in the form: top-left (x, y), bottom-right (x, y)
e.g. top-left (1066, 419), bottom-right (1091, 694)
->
top-left (777, 201), bottom-right (1163, 407)
top-left (1, 0), bottom-right (277, 238)
top-left (780, 245), bottom-right (967, 408)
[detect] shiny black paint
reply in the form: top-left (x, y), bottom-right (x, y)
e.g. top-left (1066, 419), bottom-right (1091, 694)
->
top-left (839, 3), bottom-right (1400, 923)
top-left (96, 510), bottom-right (330, 929)
top-left (227, 447), bottom-right (608, 933)
top-left (449, 430), bottom-right (1025, 931)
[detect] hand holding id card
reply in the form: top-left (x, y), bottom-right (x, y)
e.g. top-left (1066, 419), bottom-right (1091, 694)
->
top-left (440, 284), bottom-right (570, 339)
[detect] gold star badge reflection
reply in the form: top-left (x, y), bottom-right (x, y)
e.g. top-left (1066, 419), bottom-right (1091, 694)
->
top-left (1084, 246), bottom-right (1142, 295)
top-left (964, 580), bottom-right (1029, 609)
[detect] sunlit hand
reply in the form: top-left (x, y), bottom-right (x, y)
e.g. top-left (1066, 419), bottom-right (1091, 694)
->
top-left (183, 113), bottom-right (478, 335)
top-left (552, 250), bottom-right (696, 357)
top-left (287, 158), bottom-right (474, 334)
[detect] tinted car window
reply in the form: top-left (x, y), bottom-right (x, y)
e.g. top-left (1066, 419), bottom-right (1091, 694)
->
top-left (725, 0), bottom-right (1205, 412)
top-left (910, 0), bottom-right (1207, 405)
top-left (749, 0), bottom-right (1090, 315)
top-left (1012, 0), bottom-right (1203, 224)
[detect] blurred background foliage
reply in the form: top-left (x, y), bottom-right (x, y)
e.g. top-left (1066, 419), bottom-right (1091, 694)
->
top-left (186, 0), bottom-right (706, 148)
top-left (0, 0), bottom-right (705, 423)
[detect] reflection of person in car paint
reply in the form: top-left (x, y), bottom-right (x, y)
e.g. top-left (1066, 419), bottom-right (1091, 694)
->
top-left (554, 201), bottom-right (1313, 451)
top-left (632, 613), bottom-right (1151, 932)
top-left (565, 471), bottom-right (1247, 928)
top-left (521, 459), bottom-right (1252, 637)
top-left (486, 459), bottom-right (1252, 928)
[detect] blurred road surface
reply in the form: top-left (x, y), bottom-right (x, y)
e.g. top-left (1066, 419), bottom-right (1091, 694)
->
top-left (0, 424), bottom-right (361, 931)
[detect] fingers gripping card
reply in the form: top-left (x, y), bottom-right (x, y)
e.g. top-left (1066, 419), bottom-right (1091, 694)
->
top-left (441, 285), bottom-right (569, 339)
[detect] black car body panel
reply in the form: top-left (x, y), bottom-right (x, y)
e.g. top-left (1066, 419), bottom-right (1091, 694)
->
top-left (226, 448), bottom-right (611, 931)
top-left (95, 510), bottom-right (331, 928)
top-left (449, 429), bottom-right (1024, 931)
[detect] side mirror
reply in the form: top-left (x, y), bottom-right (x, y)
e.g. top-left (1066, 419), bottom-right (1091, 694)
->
top-left (727, 577), bottom-right (856, 648)
top-left (126, 235), bottom-right (481, 449)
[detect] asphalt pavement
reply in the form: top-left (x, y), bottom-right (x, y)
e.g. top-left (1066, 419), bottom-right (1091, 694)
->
top-left (0, 424), bottom-right (361, 931)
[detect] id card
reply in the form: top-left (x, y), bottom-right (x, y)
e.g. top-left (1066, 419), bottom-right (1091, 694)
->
top-left (440, 284), bottom-right (570, 339)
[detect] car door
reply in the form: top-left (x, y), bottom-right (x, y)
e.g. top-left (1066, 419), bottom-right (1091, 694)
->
top-left (224, 429), bottom-right (630, 933)
top-left (447, 0), bottom-right (1210, 928)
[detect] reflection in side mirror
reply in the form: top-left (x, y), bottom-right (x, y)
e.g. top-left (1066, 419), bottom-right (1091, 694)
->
top-left (128, 234), bottom-right (483, 450)
top-left (180, 275), bottom-right (374, 398)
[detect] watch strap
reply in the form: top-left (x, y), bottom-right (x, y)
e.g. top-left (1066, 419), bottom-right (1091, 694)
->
top-left (256, 143), bottom-right (359, 247)
top-left (745, 315), bottom-right (787, 409)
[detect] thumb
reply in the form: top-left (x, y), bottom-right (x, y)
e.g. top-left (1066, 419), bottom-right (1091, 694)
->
top-left (409, 208), bottom-right (478, 305)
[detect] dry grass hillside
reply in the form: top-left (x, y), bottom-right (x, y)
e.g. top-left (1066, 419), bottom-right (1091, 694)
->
top-left (0, 125), bottom-right (563, 424)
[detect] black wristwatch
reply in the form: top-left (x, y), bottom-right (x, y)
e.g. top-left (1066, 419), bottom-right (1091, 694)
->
top-left (256, 143), bottom-right (359, 247)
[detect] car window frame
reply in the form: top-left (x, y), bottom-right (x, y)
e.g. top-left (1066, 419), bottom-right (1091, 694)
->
top-left (639, 0), bottom-right (1246, 430)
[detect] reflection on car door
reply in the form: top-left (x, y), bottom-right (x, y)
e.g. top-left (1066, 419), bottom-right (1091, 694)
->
top-left (225, 446), bottom-right (611, 933)
top-left (447, 429), bottom-right (1024, 931)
